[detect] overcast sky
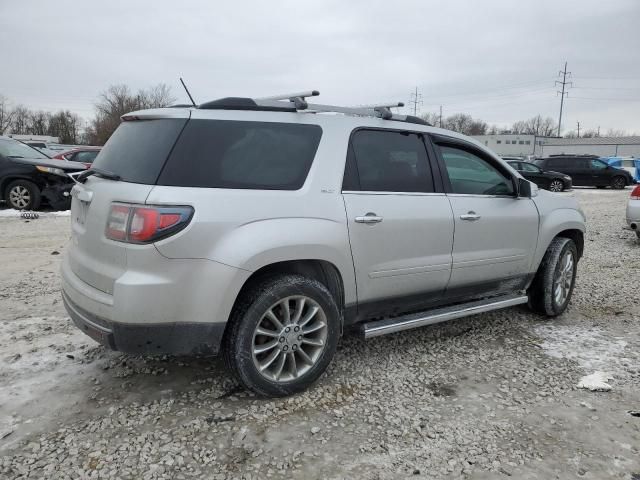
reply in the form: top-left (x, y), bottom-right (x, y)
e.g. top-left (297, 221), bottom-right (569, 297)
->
top-left (1, 0), bottom-right (639, 134)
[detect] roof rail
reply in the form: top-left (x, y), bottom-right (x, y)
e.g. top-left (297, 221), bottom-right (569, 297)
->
top-left (198, 90), bottom-right (431, 126)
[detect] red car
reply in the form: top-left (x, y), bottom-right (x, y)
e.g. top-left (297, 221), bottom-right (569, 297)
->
top-left (53, 147), bottom-right (101, 167)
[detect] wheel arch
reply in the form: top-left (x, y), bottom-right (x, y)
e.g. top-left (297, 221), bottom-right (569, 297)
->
top-left (1, 175), bottom-right (43, 199)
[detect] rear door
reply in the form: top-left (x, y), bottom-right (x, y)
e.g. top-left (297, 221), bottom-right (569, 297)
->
top-left (588, 158), bottom-right (611, 186)
top-left (342, 129), bottom-right (454, 318)
top-left (431, 136), bottom-right (539, 299)
top-left (68, 117), bottom-right (188, 294)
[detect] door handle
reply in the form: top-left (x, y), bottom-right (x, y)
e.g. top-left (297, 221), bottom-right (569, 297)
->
top-left (355, 213), bottom-right (383, 224)
top-left (460, 211), bottom-right (481, 221)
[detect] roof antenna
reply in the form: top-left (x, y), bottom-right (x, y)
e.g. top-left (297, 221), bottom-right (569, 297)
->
top-left (180, 77), bottom-right (197, 107)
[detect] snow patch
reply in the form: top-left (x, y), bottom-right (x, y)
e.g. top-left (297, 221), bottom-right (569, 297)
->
top-left (577, 371), bottom-right (613, 391)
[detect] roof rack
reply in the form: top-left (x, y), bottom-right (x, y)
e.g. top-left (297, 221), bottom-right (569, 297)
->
top-left (198, 90), bottom-right (431, 126)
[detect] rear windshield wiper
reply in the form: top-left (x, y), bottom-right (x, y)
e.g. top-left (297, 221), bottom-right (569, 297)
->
top-left (77, 167), bottom-right (121, 183)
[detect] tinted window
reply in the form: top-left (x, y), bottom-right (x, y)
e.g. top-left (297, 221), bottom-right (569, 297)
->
top-left (547, 158), bottom-right (570, 169)
top-left (507, 161), bottom-right (522, 170)
top-left (93, 119), bottom-right (187, 184)
top-left (437, 145), bottom-right (514, 195)
top-left (348, 130), bottom-right (434, 192)
top-left (590, 159), bottom-right (607, 169)
top-left (74, 151), bottom-right (99, 164)
top-left (159, 120), bottom-right (322, 190)
top-left (520, 162), bottom-right (540, 173)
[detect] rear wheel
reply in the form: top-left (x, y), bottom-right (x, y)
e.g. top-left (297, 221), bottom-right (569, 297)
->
top-left (223, 274), bottom-right (340, 397)
top-left (528, 237), bottom-right (578, 317)
top-left (548, 179), bottom-right (564, 192)
top-left (611, 176), bottom-right (626, 189)
top-left (5, 180), bottom-right (41, 210)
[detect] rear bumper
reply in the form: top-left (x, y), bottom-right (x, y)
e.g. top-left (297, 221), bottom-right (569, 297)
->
top-left (627, 200), bottom-right (640, 229)
top-left (63, 291), bottom-right (224, 354)
top-left (61, 249), bottom-right (251, 355)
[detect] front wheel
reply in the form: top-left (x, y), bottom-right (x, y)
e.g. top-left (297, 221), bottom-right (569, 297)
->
top-left (5, 180), bottom-right (41, 210)
top-left (528, 237), bottom-right (578, 317)
top-left (223, 274), bottom-right (340, 397)
top-left (548, 179), bottom-right (564, 192)
top-left (611, 176), bottom-right (626, 189)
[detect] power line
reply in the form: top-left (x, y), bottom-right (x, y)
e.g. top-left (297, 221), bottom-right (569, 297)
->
top-left (555, 61), bottom-right (572, 136)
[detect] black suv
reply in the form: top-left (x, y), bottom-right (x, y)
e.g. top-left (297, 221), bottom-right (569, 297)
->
top-left (0, 136), bottom-right (86, 210)
top-left (533, 155), bottom-right (634, 189)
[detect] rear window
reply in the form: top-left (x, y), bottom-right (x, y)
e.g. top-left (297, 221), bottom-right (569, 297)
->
top-left (92, 119), bottom-right (187, 184)
top-left (158, 120), bottom-right (322, 190)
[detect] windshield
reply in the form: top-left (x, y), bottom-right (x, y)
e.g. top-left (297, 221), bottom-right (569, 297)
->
top-left (0, 138), bottom-right (50, 159)
top-left (532, 159), bottom-right (545, 167)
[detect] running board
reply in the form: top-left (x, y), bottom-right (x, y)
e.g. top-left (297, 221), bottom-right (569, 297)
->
top-left (361, 294), bottom-right (528, 339)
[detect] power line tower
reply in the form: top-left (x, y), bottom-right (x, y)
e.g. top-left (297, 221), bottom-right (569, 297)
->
top-left (409, 87), bottom-right (423, 116)
top-left (555, 62), bottom-right (572, 137)
top-left (576, 121), bottom-right (580, 138)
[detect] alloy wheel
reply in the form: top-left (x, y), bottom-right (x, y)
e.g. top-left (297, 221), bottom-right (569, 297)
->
top-left (549, 180), bottom-right (563, 192)
top-left (553, 251), bottom-right (574, 307)
top-left (612, 177), bottom-right (626, 189)
top-left (251, 296), bottom-right (328, 383)
top-left (9, 185), bottom-right (31, 209)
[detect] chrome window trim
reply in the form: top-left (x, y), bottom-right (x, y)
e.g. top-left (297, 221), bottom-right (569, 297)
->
top-left (445, 193), bottom-right (518, 199)
top-left (342, 190), bottom-right (445, 197)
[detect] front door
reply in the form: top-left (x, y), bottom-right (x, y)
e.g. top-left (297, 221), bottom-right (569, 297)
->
top-left (342, 129), bottom-right (454, 319)
top-left (431, 138), bottom-right (539, 300)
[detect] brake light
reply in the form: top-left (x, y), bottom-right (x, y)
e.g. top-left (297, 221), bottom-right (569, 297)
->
top-left (631, 185), bottom-right (640, 200)
top-left (105, 204), bottom-right (193, 243)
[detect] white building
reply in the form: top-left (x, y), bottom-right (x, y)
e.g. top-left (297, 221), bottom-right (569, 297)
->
top-left (473, 134), bottom-right (640, 158)
top-left (472, 134), bottom-right (550, 157)
top-left (538, 136), bottom-right (640, 157)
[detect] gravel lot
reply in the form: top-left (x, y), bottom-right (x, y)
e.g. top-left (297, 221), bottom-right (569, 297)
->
top-left (0, 189), bottom-right (639, 480)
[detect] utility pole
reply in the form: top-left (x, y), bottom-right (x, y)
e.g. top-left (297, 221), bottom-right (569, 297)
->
top-left (439, 105), bottom-right (443, 128)
top-left (597, 126), bottom-right (600, 137)
top-left (409, 87), bottom-right (423, 116)
top-left (555, 61), bottom-right (572, 137)
top-left (577, 121), bottom-right (580, 138)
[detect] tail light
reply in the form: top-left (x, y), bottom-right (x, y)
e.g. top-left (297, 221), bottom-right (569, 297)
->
top-left (631, 185), bottom-right (640, 200)
top-left (105, 204), bottom-right (193, 243)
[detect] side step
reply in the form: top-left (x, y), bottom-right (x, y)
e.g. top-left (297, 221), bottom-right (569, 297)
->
top-left (361, 293), bottom-right (528, 339)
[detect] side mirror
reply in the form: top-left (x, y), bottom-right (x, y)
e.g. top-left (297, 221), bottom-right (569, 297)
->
top-left (517, 178), bottom-right (536, 198)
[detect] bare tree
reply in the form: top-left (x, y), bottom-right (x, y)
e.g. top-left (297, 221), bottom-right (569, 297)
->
top-left (87, 83), bottom-right (175, 145)
top-left (511, 115), bottom-right (557, 136)
top-left (441, 113), bottom-right (488, 136)
top-left (48, 110), bottom-right (82, 144)
top-left (0, 95), bottom-right (15, 134)
top-left (11, 105), bottom-right (31, 134)
top-left (420, 112), bottom-right (440, 127)
top-left (28, 111), bottom-right (51, 136)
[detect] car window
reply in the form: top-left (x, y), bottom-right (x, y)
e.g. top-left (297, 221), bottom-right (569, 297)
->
top-left (437, 145), bottom-right (514, 196)
top-left (590, 159), bottom-right (607, 170)
top-left (507, 161), bottom-right (522, 170)
top-left (520, 162), bottom-right (540, 173)
top-left (159, 120), bottom-right (322, 190)
top-left (0, 139), bottom-right (50, 160)
top-left (74, 151), bottom-right (99, 164)
top-left (347, 130), bottom-right (434, 193)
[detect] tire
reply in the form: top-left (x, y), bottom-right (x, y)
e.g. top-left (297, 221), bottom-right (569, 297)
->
top-left (5, 179), bottom-right (41, 210)
top-left (548, 179), bottom-right (564, 192)
top-left (528, 237), bottom-right (578, 317)
top-left (223, 274), bottom-right (340, 397)
top-left (636, 231), bottom-right (640, 240)
top-left (611, 176), bottom-right (626, 190)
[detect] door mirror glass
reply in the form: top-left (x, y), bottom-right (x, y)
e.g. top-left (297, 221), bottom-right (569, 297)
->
top-left (518, 178), bottom-right (534, 198)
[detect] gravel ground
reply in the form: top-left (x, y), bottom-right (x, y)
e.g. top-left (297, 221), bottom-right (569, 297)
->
top-left (0, 189), bottom-right (639, 480)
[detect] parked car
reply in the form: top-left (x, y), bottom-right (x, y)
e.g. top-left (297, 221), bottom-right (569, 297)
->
top-left (533, 155), bottom-right (633, 189)
top-left (506, 159), bottom-right (572, 192)
top-left (62, 93), bottom-right (586, 397)
top-left (603, 157), bottom-right (640, 184)
top-left (627, 184), bottom-right (640, 239)
top-left (0, 136), bottom-right (86, 210)
top-left (53, 147), bottom-right (101, 167)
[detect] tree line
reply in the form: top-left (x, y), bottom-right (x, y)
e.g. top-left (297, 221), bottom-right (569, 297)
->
top-left (0, 84), bottom-right (174, 145)
top-left (0, 85), bottom-right (634, 145)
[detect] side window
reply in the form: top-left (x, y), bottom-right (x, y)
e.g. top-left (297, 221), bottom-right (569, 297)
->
top-left (548, 158), bottom-right (567, 169)
top-left (590, 159), bottom-right (607, 170)
top-left (347, 130), bottom-right (434, 193)
top-left (437, 144), bottom-right (515, 196)
top-left (521, 162), bottom-right (539, 173)
top-left (75, 151), bottom-right (98, 164)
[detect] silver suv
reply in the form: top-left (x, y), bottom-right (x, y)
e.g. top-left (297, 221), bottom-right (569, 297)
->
top-left (62, 91), bottom-right (586, 397)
